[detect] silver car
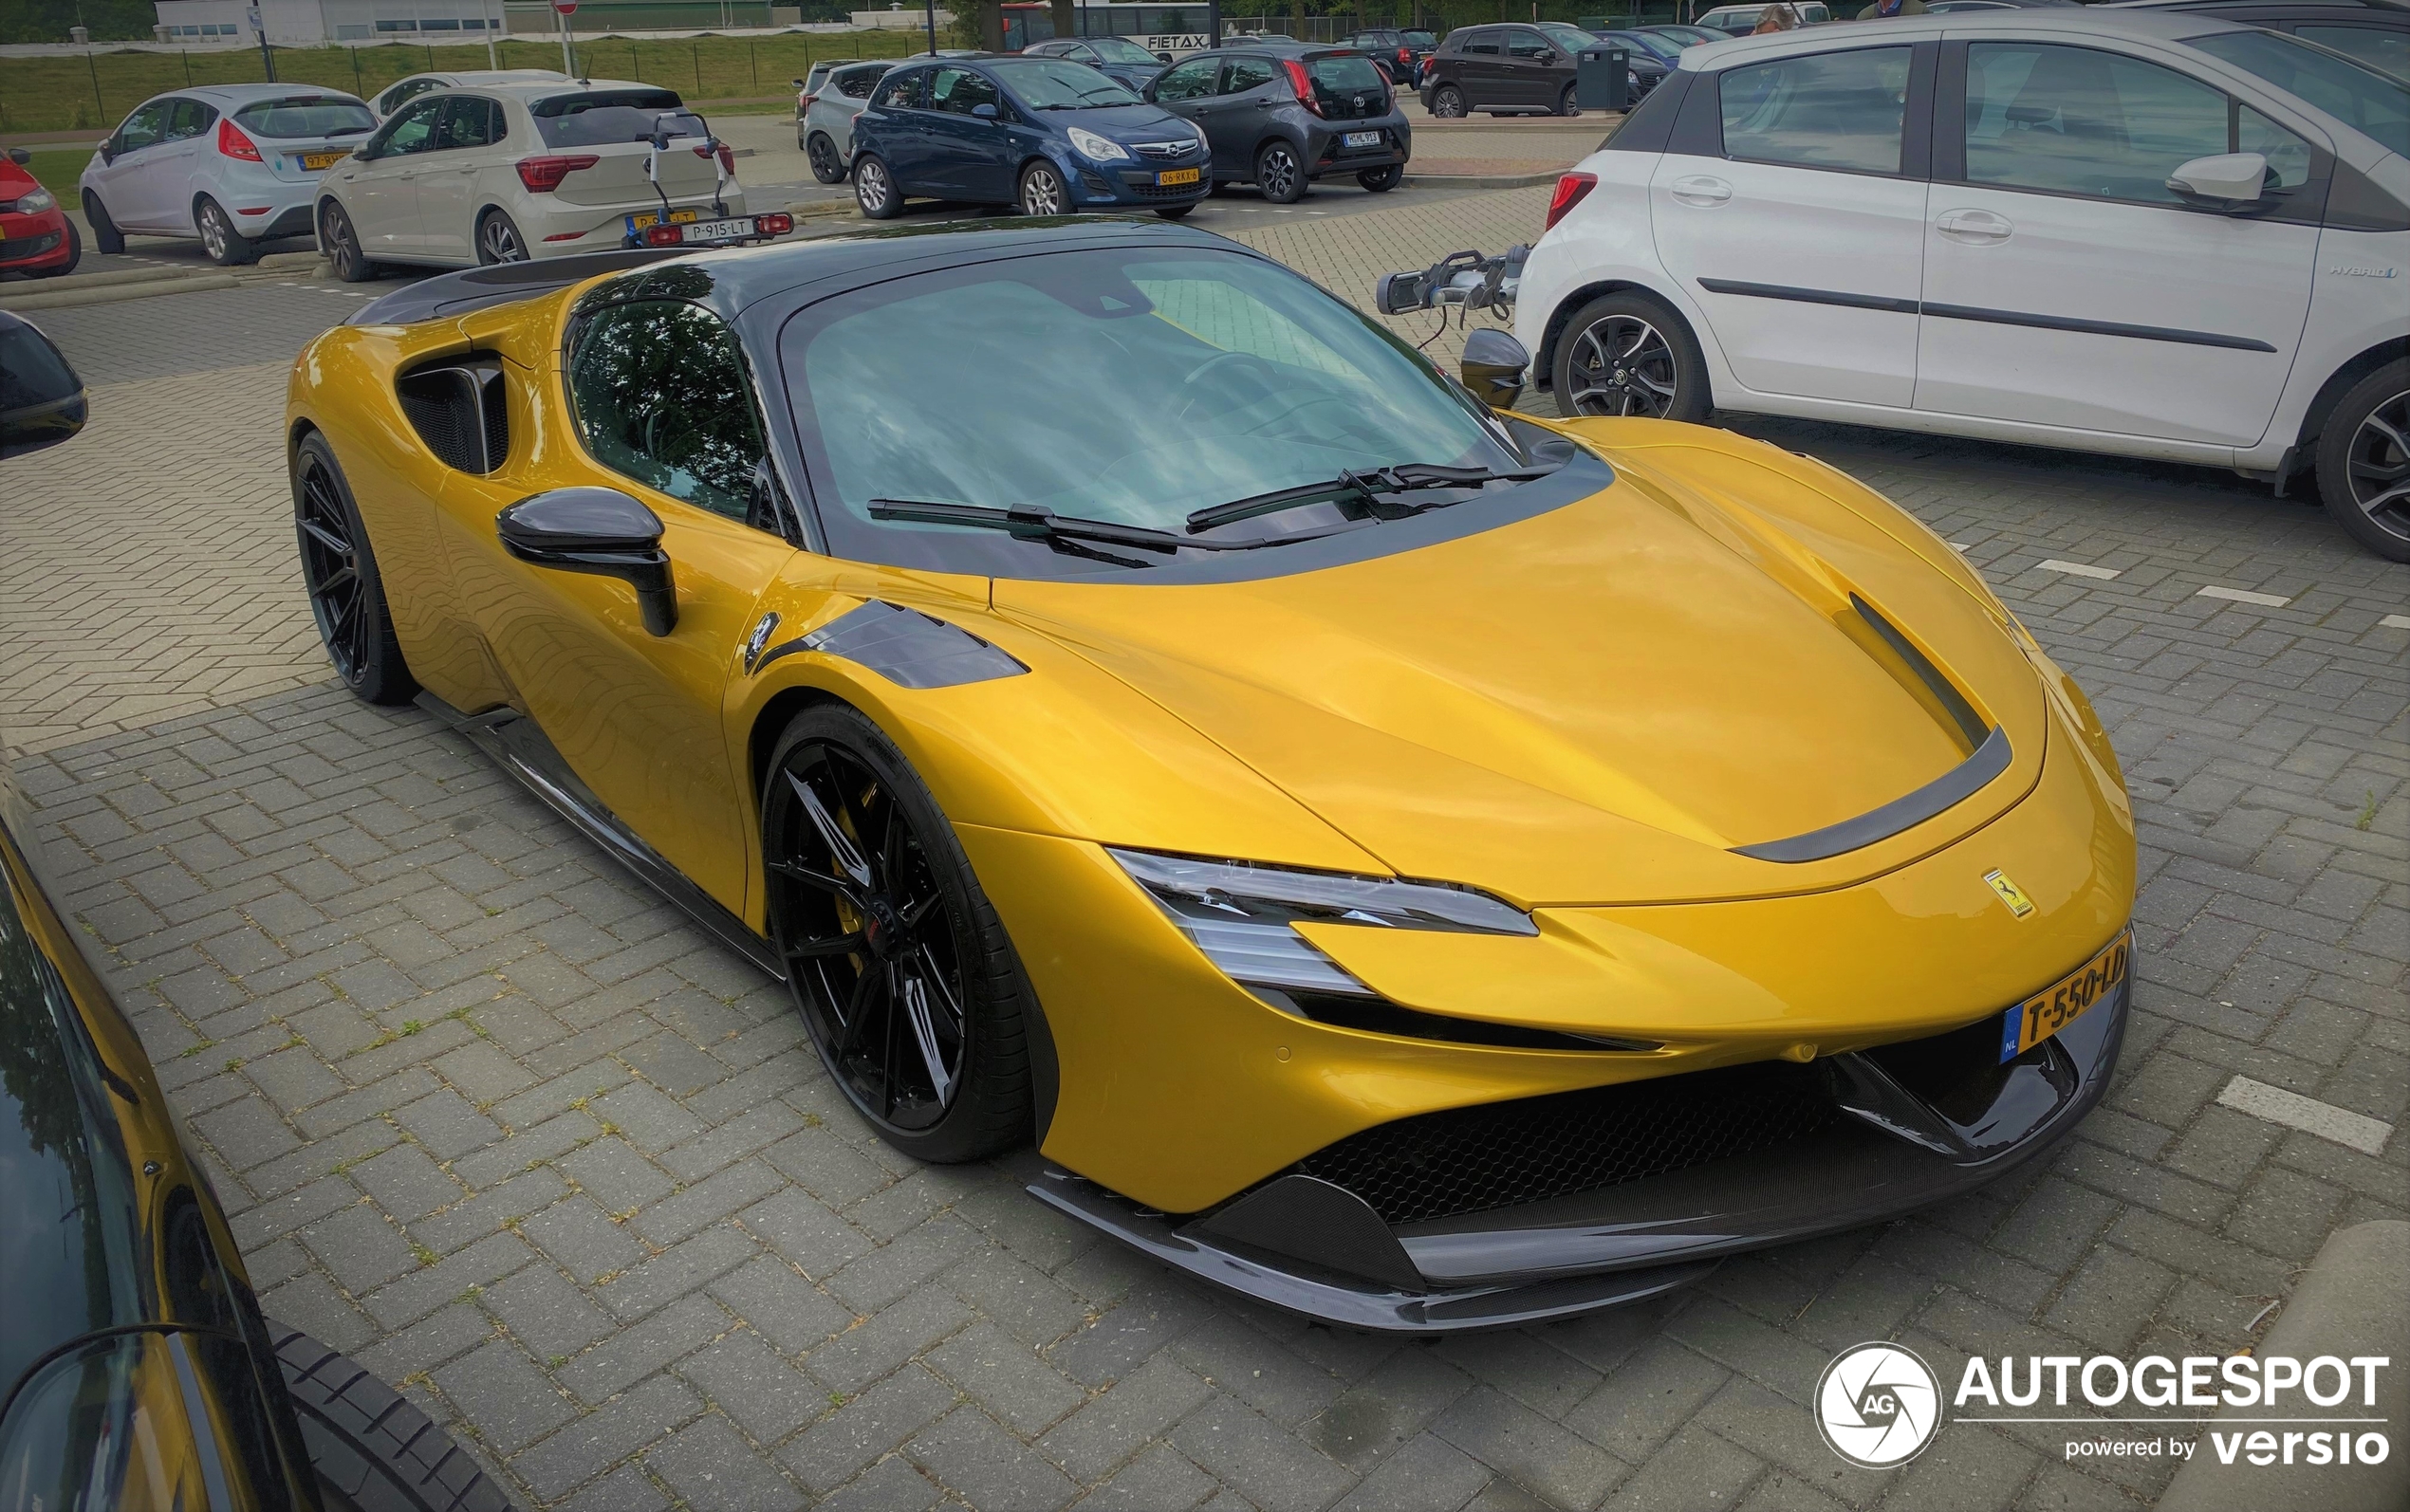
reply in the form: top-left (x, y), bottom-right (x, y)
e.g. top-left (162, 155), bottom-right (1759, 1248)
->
top-left (370, 68), bottom-right (567, 120)
top-left (797, 60), bottom-right (892, 183)
top-left (79, 84), bottom-right (377, 265)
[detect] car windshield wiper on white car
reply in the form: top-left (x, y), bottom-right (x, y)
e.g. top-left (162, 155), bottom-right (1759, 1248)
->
top-left (1182, 462), bottom-right (1552, 533)
top-left (867, 499), bottom-right (1346, 565)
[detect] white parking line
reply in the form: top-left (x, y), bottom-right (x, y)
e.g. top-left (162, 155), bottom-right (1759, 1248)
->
top-left (2382, 614), bottom-right (2410, 630)
top-left (2217, 1076), bottom-right (2393, 1156)
top-left (2197, 585), bottom-right (2291, 608)
top-left (2039, 559), bottom-right (2121, 580)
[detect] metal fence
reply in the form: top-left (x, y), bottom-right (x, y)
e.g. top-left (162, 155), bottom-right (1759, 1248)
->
top-left (1218, 4), bottom-right (1690, 41)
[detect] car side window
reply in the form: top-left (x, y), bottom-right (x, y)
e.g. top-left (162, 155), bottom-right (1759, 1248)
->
top-left (380, 77), bottom-right (440, 115)
top-left (1465, 32), bottom-right (1502, 56)
top-left (2237, 104), bottom-right (2313, 190)
top-left (932, 66), bottom-right (999, 115)
top-left (1221, 57), bottom-right (1277, 94)
top-left (567, 300), bottom-right (768, 523)
top-left (436, 96), bottom-right (500, 151)
top-left (163, 98), bottom-right (217, 141)
top-left (838, 66), bottom-right (884, 99)
top-left (1962, 43), bottom-right (2233, 207)
top-left (376, 98), bottom-right (444, 157)
top-left (1155, 57), bottom-right (1219, 100)
top-left (873, 70), bottom-right (926, 110)
top-left (1719, 46), bottom-right (1910, 175)
top-left (2294, 25), bottom-right (2410, 86)
top-left (114, 101), bottom-right (170, 153)
top-left (1506, 28), bottom-right (1553, 60)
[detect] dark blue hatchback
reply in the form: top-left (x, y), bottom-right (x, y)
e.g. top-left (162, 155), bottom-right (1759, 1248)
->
top-left (849, 57), bottom-right (1214, 221)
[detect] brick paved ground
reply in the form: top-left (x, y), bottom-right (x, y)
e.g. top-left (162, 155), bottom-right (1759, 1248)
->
top-left (1, 184), bottom-right (2404, 1511)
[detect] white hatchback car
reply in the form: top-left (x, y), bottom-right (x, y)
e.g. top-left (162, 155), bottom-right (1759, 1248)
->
top-left (369, 68), bottom-right (567, 120)
top-left (1516, 9), bottom-right (2410, 559)
top-left (313, 81), bottom-right (768, 278)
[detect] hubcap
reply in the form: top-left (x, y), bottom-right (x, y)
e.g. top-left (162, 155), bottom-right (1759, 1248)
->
top-left (859, 160), bottom-right (887, 210)
top-left (1437, 90), bottom-right (1463, 116)
top-left (1567, 315), bottom-right (1679, 418)
top-left (1263, 151), bottom-right (1294, 197)
top-left (768, 744), bottom-right (967, 1132)
top-left (481, 218), bottom-right (522, 262)
top-left (2346, 389), bottom-right (2410, 544)
top-left (1025, 170), bottom-right (1062, 215)
top-left (200, 208), bottom-right (226, 257)
top-left (296, 460), bottom-right (366, 682)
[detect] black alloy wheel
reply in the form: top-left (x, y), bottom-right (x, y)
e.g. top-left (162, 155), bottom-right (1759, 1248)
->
top-left (762, 706), bottom-right (1032, 1161)
top-left (854, 153), bottom-right (899, 218)
top-left (1357, 162), bottom-right (1401, 192)
top-left (196, 195), bottom-right (255, 266)
top-left (322, 202), bottom-right (377, 283)
top-left (83, 190), bottom-right (126, 254)
top-left (1019, 160), bottom-right (1068, 216)
top-left (2317, 360), bottom-right (2410, 562)
top-left (1254, 140), bottom-right (1305, 204)
top-left (1552, 291), bottom-right (1709, 423)
top-left (807, 131), bottom-right (846, 183)
top-left (292, 434), bottom-right (415, 705)
top-left (475, 209), bottom-right (527, 264)
top-left (1431, 83), bottom-right (1467, 117)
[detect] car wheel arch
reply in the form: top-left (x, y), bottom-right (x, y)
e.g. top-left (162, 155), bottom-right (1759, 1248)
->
top-left (1536, 277), bottom-right (1699, 395)
top-left (2294, 336), bottom-right (2410, 458)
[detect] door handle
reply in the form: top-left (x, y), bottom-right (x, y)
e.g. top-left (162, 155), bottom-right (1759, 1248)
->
top-left (1669, 175), bottom-right (1730, 207)
top-left (1937, 208), bottom-right (2011, 244)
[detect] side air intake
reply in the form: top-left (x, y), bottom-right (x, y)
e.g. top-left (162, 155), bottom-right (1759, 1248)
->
top-left (396, 357), bottom-right (509, 475)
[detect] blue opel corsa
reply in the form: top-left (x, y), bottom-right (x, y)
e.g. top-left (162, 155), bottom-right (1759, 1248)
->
top-left (849, 56), bottom-right (1214, 220)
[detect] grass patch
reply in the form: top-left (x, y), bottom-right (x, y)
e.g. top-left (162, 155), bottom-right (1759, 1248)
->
top-left (17, 149), bottom-right (93, 204)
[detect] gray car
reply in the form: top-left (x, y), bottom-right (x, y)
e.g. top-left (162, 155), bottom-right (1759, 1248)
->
top-left (1145, 43), bottom-right (1409, 203)
top-left (798, 60), bottom-right (893, 183)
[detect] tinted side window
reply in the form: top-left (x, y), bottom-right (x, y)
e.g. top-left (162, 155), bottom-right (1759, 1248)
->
top-left (381, 77), bottom-right (442, 114)
top-left (568, 300), bottom-right (767, 521)
top-left (436, 96), bottom-right (499, 149)
top-left (116, 101), bottom-right (170, 151)
top-left (1155, 57), bottom-right (1219, 99)
top-left (1719, 46), bottom-right (1910, 174)
top-left (1221, 57), bottom-right (1278, 93)
top-left (2295, 25), bottom-right (2410, 83)
top-left (377, 98), bottom-right (443, 156)
top-left (1506, 28), bottom-right (1552, 59)
top-left (874, 70), bottom-right (926, 109)
top-left (163, 99), bottom-right (217, 141)
top-left (1963, 43), bottom-right (2227, 206)
top-left (933, 66), bottom-right (999, 114)
top-left (837, 65), bottom-right (886, 99)
top-left (1465, 32), bottom-right (1502, 56)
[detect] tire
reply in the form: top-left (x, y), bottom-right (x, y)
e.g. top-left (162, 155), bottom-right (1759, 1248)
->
top-left (1548, 289), bottom-right (1711, 423)
top-left (321, 201), bottom-right (378, 283)
top-left (474, 208), bottom-right (527, 265)
top-left (1254, 139), bottom-right (1305, 204)
top-left (1555, 83), bottom-right (1583, 117)
top-left (1018, 160), bottom-right (1068, 216)
top-left (854, 153), bottom-right (900, 219)
top-left (83, 191), bottom-right (126, 254)
top-left (763, 704), bottom-right (1034, 1164)
top-left (269, 1324), bottom-right (510, 1512)
top-left (1155, 202), bottom-right (1196, 219)
top-left (195, 194), bottom-right (255, 267)
top-left (1431, 84), bottom-right (1466, 118)
top-left (1357, 162), bottom-right (1401, 193)
top-left (32, 219), bottom-right (82, 277)
top-left (2314, 359), bottom-right (2410, 562)
top-left (807, 130), bottom-right (846, 184)
top-left (292, 433), bottom-right (416, 706)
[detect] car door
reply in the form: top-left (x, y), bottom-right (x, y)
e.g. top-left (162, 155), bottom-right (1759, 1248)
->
top-left (1149, 53), bottom-right (1224, 156)
top-left (346, 98), bottom-right (441, 252)
top-left (1502, 29), bottom-right (1561, 107)
top-left (414, 95), bottom-right (499, 261)
top-left (1914, 41), bottom-right (2321, 446)
top-left (150, 98), bottom-right (218, 231)
top-left (1652, 43), bottom-right (1931, 407)
top-left (437, 297), bottom-right (793, 911)
top-left (90, 100), bottom-right (173, 229)
top-left (865, 68), bottom-right (936, 189)
top-left (1211, 55), bottom-right (1282, 175)
top-left (1456, 31), bottom-right (1507, 108)
top-left (921, 66), bottom-right (1010, 200)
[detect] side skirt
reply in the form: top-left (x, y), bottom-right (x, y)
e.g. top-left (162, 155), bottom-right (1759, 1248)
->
top-left (415, 692), bottom-right (786, 982)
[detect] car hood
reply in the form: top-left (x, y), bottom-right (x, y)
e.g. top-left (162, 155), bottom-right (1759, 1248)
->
top-left (1049, 101), bottom-right (1192, 138)
top-left (995, 424), bottom-right (2048, 907)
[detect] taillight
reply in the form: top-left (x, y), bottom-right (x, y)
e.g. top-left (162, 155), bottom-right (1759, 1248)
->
top-left (756, 212), bottom-right (793, 235)
top-left (514, 154), bottom-right (598, 192)
top-left (1545, 171), bottom-right (1597, 231)
top-left (643, 223), bottom-right (686, 247)
top-left (1281, 58), bottom-right (1324, 117)
top-left (692, 142), bottom-right (735, 173)
top-left (216, 119), bottom-right (263, 162)
top-left (799, 92), bottom-right (819, 108)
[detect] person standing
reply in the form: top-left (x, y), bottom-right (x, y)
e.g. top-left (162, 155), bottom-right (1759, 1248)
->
top-left (1857, 0), bottom-right (1927, 17)
top-left (1752, 3), bottom-right (1801, 31)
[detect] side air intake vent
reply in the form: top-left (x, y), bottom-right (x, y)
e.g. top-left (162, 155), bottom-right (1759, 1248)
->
top-left (397, 357), bottom-right (509, 474)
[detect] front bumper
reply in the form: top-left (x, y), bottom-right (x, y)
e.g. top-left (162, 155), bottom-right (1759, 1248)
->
top-left (0, 209), bottom-right (74, 270)
top-left (1036, 968), bottom-right (2128, 1331)
top-left (1070, 158), bottom-right (1212, 209)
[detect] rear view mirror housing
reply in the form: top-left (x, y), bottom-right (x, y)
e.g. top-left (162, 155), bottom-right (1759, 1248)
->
top-left (2168, 151), bottom-right (2268, 207)
top-left (496, 488), bottom-right (678, 636)
top-left (1458, 327), bottom-right (1529, 412)
top-left (972, 101), bottom-right (1000, 120)
top-left (6, 147), bottom-right (28, 165)
top-left (0, 312), bottom-right (90, 460)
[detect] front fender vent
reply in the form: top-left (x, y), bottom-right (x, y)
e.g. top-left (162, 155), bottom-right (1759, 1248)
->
top-left (397, 356), bottom-right (509, 475)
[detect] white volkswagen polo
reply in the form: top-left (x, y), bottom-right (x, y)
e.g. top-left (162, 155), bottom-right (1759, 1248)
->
top-left (1514, 9), bottom-right (2410, 559)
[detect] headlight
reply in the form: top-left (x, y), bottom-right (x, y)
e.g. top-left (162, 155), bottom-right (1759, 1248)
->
top-left (13, 187), bottom-right (56, 214)
top-left (1109, 848), bottom-right (1533, 997)
top-left (1067, 127), bottom-right (1130, 162)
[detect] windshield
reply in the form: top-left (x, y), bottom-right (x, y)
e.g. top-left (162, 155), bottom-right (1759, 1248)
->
top-left (1084, 36), bottom-right (1162, 64)
top-left (1310, 54), bottom-right (1390, 93)
top-left (1540, 23), bottom-right (1598, 53)
top-left (530, 88), bottom-right (700, 147)
top-left (233, 96), bottom-right (375, 138)
top-left (1602, 30), bottom-right (1679, 62)
top-left (1403, 29), bottom-right (1437, 46)
top-left (2188, 29), bottom-right (2410, 153)
top-left (779, 246), bottom-right (1520, 576)
top-left (988, 58), bottom-right (1140, 106)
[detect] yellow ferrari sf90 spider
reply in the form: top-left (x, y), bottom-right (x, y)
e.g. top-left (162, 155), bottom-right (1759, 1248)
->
top-left (287, 220), bottom-right (2135, 1331)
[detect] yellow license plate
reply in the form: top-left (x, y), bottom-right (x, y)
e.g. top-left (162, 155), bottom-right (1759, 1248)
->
top-left (626, 208), bottom-right (702, 230)
top-left (2002, 931), bottom-right (2129, 1062)
top-left (300, 151), bottom-right (346, 170)
top-left (1156, 167), bottom-right (1200, 187)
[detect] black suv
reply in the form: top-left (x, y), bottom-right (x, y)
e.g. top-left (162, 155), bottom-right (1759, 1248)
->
top-left (1145, 43), bottom-right (1411, 202)
top-left (1339, 27), bottom-right (1437, 83)
top-left (1419, 21), bottom-right (1603, 117)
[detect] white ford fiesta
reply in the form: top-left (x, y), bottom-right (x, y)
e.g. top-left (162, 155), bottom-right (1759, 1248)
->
top-left (1515, 9), bottom-right (2410, 560)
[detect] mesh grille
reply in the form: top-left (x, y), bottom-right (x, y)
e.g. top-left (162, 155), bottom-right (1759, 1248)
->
top-left (1296, 1061), bottom-right (1842, 1226)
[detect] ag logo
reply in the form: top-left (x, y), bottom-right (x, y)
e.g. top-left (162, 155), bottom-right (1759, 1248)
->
top-left (1816, 1342), bottom-right (1942, 1467)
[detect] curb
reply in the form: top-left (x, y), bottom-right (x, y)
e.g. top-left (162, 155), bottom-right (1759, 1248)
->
top-left (2158, 1220), bottom-right (2410, 1512)
top-left (1404, 170), bottom-right (1563, 189)
top-left (0, 271), bottom-right (239, 310)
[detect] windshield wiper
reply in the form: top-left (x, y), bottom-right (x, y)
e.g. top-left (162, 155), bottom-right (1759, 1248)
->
top-left (1182, 463), bottom-right (1551, 534)
top-left (868, 499), bottom-right (1343, 558)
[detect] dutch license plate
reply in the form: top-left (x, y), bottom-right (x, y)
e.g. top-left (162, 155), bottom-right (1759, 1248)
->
top-left (2000, 931), bottom-right (2129, 1063)
top-left (1344, 130), bottom-right (1381, 148)
top-left (299, 150), bottom-right (347, 171)
top-left (1156, 167), bottom-right (1200, 187)
top-left (624, 208), bottom-right (702, 232)
top-left (677, 216), bottom-right (757, 242)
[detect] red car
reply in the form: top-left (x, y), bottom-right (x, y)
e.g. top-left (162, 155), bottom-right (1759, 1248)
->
top-left (2, 147), bottom-right (79, 279)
